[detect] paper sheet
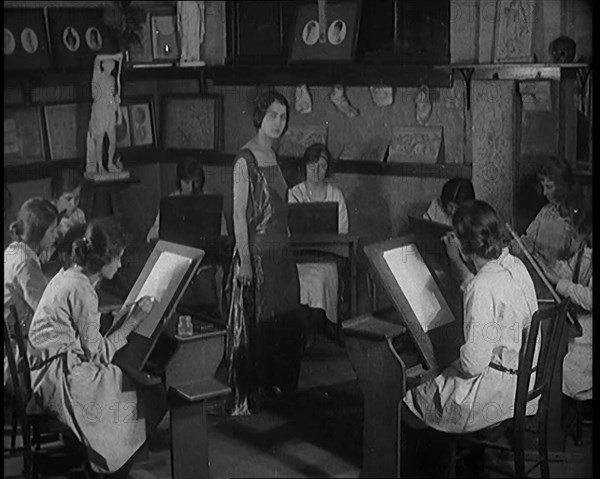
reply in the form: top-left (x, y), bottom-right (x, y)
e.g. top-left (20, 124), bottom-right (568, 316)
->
top-left (383, 244), bottom-right (454, 332)
top-left (134, 251), bottom-right (192, 338)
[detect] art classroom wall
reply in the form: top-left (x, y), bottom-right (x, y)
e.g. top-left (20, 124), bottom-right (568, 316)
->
top-left (4, 0), bottom-right (592, 313)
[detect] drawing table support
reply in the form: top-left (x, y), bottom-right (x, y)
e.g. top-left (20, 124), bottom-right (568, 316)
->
top-left (343, 310), bottom-right (407, 478)
top-left (166, 331), bottom-right (230, 479)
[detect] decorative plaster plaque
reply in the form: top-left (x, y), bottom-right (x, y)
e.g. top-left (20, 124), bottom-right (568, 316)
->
top-left (388, 126), bottom-right (443, 163)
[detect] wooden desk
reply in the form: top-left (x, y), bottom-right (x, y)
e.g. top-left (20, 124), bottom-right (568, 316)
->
top-left (291, 234), bottom-right (360, 317)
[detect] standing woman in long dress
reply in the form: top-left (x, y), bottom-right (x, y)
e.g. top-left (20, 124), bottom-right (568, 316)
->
top-left (227, 90), bottom-right (303, 415)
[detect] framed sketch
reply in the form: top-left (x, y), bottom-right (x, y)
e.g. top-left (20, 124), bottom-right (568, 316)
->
top-left (289, 0), bottom-right (361, 63)
top-left (4, 9), bottom-right (52, 71)
top-left (278, 125), bottom-right (328, 158)
top-left (161, 94), bottom-right (223, 150)
top-left (47, 8), bottom-right (116, 71)
top-left (116, 106), bottom-right (132, 148)
top-left (151, 13), bottom-right (179, 62)
top-left (4, 106), bottom-right (47, 165)
top-left (43, 103), bottom-right (90, 161)
top-left (127, 12), bottom-right (153, 65)
top-left (126, 98), bottom-right (156, 147)
top-left (493, 0), bottom-right (535, 63)
top-left (226, 1), bottom-right (291, 64)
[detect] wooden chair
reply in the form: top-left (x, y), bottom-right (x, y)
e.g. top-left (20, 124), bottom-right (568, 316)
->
top-left (447, 298), bottom-right (571, 478)
top-left (3, 305), bottom-right (89, 479)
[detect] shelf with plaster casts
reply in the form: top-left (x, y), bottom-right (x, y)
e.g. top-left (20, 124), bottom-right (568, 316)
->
top-left (5, 148), bottom-right (471, 184)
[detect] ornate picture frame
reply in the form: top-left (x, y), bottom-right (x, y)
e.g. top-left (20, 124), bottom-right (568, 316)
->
top-left (288, 0), bottom-right (361, 63)
top-left (161, 94), bottom-right (223, 150)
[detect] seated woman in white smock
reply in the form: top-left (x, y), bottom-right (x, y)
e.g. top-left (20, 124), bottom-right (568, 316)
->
top-left (288, 143), bottom-right (348, 324)
top-left (403, 200), bottom-right (539, 434)
top-left (27, 218), bottom-right (167, 476)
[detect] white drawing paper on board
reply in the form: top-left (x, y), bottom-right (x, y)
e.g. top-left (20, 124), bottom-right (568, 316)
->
top-left (383, 244), bottom-right (454, 332)
top-left (134, 251), bottom-right (192, 338)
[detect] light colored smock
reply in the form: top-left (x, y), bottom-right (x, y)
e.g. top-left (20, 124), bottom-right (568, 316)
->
top-left (28, 268), bottom-right (146, 474)
top-left (404, 249), bottom-right (539, 433)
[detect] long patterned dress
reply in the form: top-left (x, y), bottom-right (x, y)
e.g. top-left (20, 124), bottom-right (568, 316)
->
top-left (227, 149), bottom-right (302, 415)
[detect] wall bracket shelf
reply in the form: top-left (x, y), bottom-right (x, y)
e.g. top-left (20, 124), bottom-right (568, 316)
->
top-left (435, 63), bottom-right (592, 110)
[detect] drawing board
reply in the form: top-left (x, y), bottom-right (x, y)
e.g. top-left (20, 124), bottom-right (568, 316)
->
top-left (364, 234), bottom-right (461, 371)
top-left (111, 240), bottom-right (204, 373)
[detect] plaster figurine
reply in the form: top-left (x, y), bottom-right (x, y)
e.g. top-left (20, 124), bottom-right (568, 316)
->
top-left (85, 52), bottom-right (130, 180)
top-left (415, 85), bottom-right (432, 126)
top-left (177, 0), bottom-right (206, 67)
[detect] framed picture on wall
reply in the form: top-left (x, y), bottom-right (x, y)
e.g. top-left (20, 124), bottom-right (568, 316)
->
top-left (226, 1), bottom-right (293, 64)
top-left (126, 97), bottom-right (156, 147)
top-left (161, 94), bottom-right (223, 150)
top-left (151, 13), bottom-right (179, 62)
top-left (4, 8), bottom-right (53, 71)
top-left (47, 8), bottom-right (117, 71)
top-left (4, 106), bottom-right (47, 165)
top-left (288, 0), bottom-right (361, 63)
top-left (127, 12), bottom-right (153, 65)
top-left (493, 0), bottom-right (535, 63)
top-left (43, 102), bottom-right (90, 160)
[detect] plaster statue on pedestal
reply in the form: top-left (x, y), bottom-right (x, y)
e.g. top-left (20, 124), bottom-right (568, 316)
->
top-left (177, 0), bottom-right (206, 67)
top-left (85, 52), bottom-right (130, 181)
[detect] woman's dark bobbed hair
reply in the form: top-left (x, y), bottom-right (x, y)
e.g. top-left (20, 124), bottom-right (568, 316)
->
top-left (452, 200), bottom-right (503, 260)
top-left (252, 90), bottom-right (289, 130)
top-left (71, 217), bottom-right (129, 275)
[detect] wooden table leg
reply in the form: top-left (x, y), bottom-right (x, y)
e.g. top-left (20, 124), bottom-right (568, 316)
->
top-left (170, 401), bottom-right (208, 479)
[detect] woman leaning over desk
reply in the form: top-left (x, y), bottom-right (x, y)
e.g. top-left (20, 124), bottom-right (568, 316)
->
top-left (227, 90), bottom-right (303, 416)
top-left (27, 218), bottom-right (167, 477)
top-left (403, 200), bottom-right (539, 433)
